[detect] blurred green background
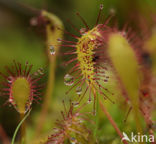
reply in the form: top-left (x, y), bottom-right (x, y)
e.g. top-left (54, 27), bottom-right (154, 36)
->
top-left (0, 0), bottom-right (156, 143)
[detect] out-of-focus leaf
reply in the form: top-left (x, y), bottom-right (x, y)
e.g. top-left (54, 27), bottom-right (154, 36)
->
top-left (108, 33), bottom-right (143, 135)
top-left (41, 10), bottom-right (64, 61)
top-left (108, 33), bottom-right (140, 105)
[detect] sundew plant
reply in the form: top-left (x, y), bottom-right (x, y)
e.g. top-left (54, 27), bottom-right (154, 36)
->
top-left (0, 0), bottom-right (156, 144)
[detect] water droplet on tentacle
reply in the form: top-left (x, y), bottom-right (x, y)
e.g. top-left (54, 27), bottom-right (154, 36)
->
top-left (49, 45), bottom-right (56, 55)
top-left (30, 17), bottom-right (38, 26)
top-left (64, 74), bottom-right (74, 86)
top-left (80, 28), bottom-right (87, 35)
top-left (72, 101), bottom-right (79, 107)
top-left (25, 61), bottom-right (29, 66)
top-left (7, 76), bottom-right (13, 83)
top-left (37, 68), bottom-right (44, 75)
top-left (70, 137), bottom-right (77, 144)
top-left (24, 104), bottom-right (31, 114)
top-left (100, 4), bottom-right (104, 10)
top-left (34, 72), bottom-right (38, 76)
top-left (57, 38), bottom-right (62, 43)
top-left (87, 99), bottom-right (92, 104)
top-left (9, 98), bottom-right (13, 103)
top-left (76, 86), bottom-right (82, 95)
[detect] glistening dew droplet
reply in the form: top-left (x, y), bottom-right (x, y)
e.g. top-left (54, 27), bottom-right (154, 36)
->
top-left (49, 45), bottom-right (56, 55)
top-left (9, 98), bottom-right (13, 103)
top-left (76, 86), bottom-right (82, 95)
top-left (80, 28), bottom-right (87, 35)
top-left (70, 137), bottom-right (77, 144)
top-left (72, 101), bottom-right (79, 107)
top-left (79, 119), bottom-right (84, 123)
top-left (7, 76), bottom-right (13, 84)
top-left (37, 68), bottom-right (44, 75)
top-left (100, 4), bottom-right (104, 10)
top-left (57, 38), bottom-right (62, 43)
top-left (64, 74), bottom-right (74, 86)
top-left (87, 99), bottom-right (92, 104)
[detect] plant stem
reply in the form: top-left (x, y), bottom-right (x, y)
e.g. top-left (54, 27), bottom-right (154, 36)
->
top-left (20, 114), bottom-right (26, 144)
top-left (34, 61), bottom-right (56, 137)
top-left (99, 100), bottom-right (128, 144)
top-left (11, 110), bottom-right (31, 144)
